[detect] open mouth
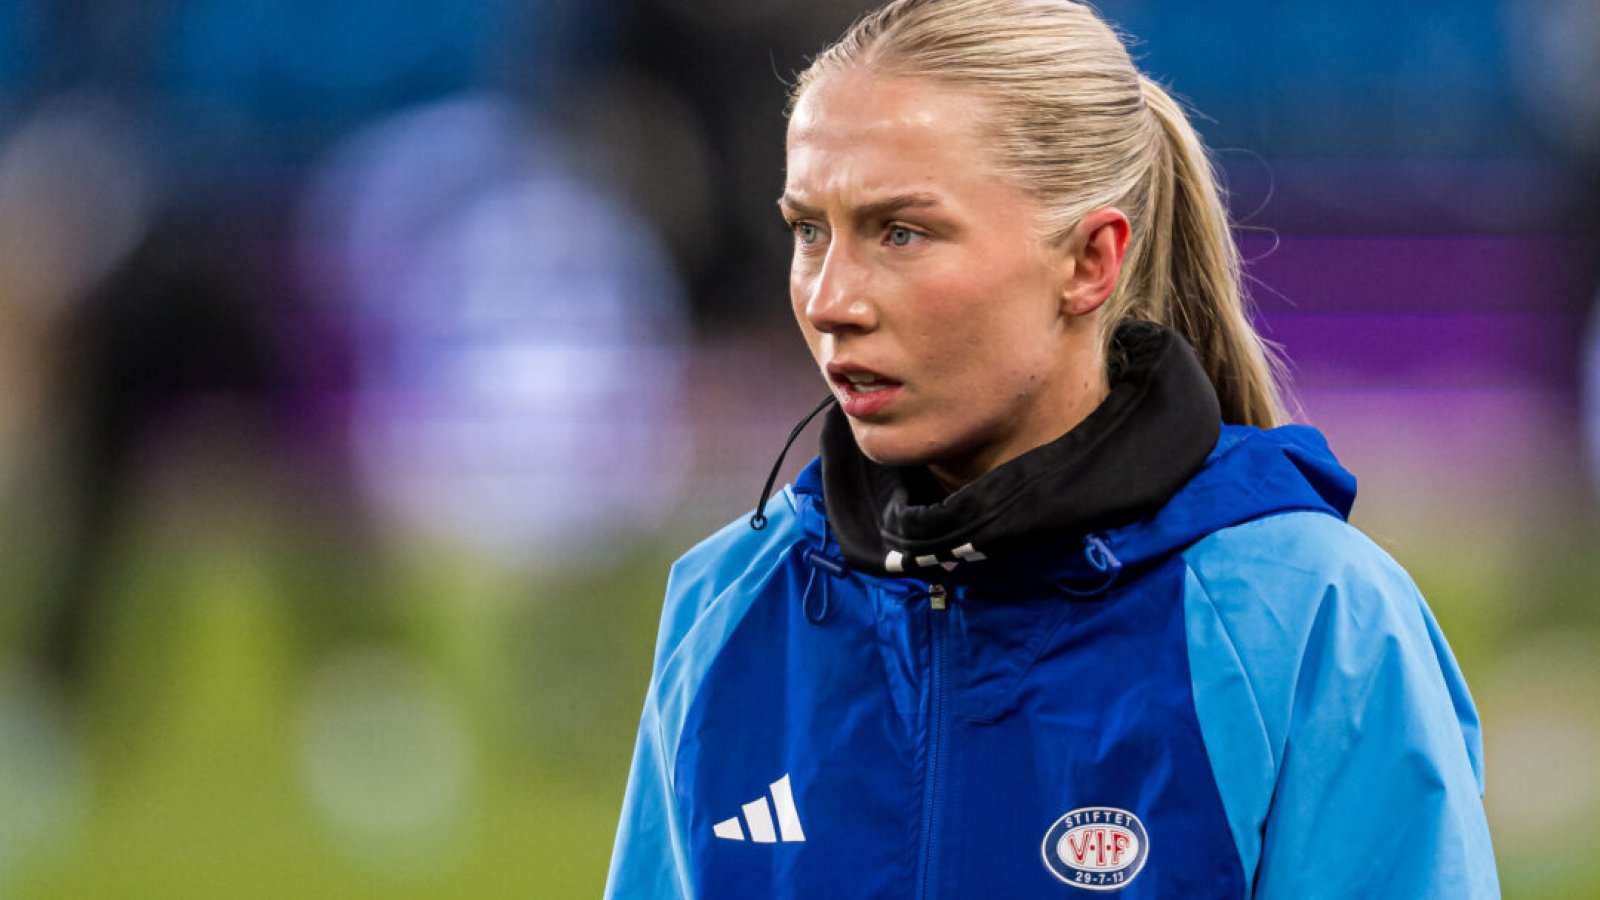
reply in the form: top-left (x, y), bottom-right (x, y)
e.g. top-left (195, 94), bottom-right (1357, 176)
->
top-left (835, 371), bottom-right (900, 394)
top-left (827, 365), bottom-right (904, 417)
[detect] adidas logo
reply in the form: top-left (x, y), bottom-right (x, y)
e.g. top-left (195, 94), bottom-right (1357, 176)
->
top-left (712, 773), bottom-right (806, 843)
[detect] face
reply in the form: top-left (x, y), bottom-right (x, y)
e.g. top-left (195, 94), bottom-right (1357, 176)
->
top-left (783, 69), bottom-right (1107, 489)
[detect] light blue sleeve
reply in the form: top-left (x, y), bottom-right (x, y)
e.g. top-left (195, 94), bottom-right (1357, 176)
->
top-left (605, 700), bottom-right (692, 900)
top-left (1184, 512), bottom-right (1500, 899)
top-left (604, 491), bottom-right (808, 899)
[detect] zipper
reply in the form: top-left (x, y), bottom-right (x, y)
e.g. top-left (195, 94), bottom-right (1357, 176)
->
top-left (919, 583), bottom-right (951, 898)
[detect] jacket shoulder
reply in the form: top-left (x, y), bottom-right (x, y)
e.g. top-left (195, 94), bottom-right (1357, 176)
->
top-left (1185, 509), bottom-right (1413, 605)
top-left (1179, 509), bottom-right (1434, 752)
top-left (1180, 511), bottom-right (1496, 897)
top-left (650, 487), bottom-right (810, 675)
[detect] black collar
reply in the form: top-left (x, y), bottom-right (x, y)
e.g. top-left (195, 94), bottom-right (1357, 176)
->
top-left (819, 320), bottom-right (1222, 579)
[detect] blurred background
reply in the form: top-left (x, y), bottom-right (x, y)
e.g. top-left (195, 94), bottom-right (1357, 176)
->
top-left (0, 0), bottom-right (1596, 896)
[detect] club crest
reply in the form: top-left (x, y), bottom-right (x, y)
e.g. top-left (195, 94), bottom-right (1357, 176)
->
top-left (1040, 806), bottom-right (1150, 891)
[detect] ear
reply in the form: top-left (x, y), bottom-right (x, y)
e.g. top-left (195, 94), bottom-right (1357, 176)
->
top-left (1058, 207), bottom-right (1131, 317)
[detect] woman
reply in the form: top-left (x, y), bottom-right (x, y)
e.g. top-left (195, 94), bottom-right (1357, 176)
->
top-left (607, 1), bottom-right (1498, 896)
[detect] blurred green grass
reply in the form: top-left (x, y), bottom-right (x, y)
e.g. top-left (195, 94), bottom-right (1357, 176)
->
top-left (2, 491), bottom-right (1597, 898)
top-left (0, 494), bottom-right (676, 898)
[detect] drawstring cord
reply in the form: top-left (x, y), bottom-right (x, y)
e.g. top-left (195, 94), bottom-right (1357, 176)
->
top-left (1057, 533), bottom-right (1123, 596)
top-left (802, 550), bottom-right (845, 624)
top-left (750, 395), bottom-right (837, 531)
top-left (803, 566), bottom-right (828, 623)
top-left (746, 396), bottom-right (842, 623)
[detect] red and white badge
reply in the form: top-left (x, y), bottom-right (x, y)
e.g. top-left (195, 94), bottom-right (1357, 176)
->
top-left (1041, 806), bottom-right (1150, 891)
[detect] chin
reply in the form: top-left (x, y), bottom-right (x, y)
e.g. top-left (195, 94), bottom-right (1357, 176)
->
top-left (849, 420), bottom-right (946, 469)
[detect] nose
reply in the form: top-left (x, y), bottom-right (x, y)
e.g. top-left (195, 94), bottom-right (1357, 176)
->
top-left (801, 241), bottom-right (876, 334)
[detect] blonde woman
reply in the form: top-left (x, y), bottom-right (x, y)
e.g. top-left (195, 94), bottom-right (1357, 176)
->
top-left (607, 1), bottom-right (1498, 896)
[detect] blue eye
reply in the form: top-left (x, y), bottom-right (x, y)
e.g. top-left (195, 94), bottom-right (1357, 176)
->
top-left (793, 222), bottom-right (821, 244)
top-left (887, 226), bottom-right (917, 247)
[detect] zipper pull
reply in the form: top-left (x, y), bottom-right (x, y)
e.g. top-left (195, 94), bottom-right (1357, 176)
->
top-left (929, 583), bottom-right (948, 611)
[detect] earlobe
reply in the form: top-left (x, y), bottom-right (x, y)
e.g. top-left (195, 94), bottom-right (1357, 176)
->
top-left (1060, 208), bottom-right (1131, 318)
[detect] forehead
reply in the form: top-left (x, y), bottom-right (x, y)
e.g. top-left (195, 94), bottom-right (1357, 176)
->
top-left (784, 70), bottom-right (1006, 200)
top-left (789, 69), bottom-right (987, 142)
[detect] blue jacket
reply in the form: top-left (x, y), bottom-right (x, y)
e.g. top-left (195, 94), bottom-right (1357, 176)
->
top-left (607, 328), bottom-right (1498, 899)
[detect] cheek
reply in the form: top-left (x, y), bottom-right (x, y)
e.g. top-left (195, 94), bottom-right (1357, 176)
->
top-left (789, 267), bottom-right (815, 320)
top-left (937, 305), bottom-right (1057, 399)
top-left (788, 272), bottom-right (808, 323)
top-left (791, 306), bottom-right (825, 362)
top-left (801, 327), bottom-right (825, 364)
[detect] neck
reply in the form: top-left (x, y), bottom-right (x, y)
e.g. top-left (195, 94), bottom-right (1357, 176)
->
top-left (926, 355), bottom-right (1111, 493)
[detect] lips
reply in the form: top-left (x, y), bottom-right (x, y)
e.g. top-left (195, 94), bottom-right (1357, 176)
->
top-left (828, 363), bottom-right (903, 417)
top-left (840, 371), bottom-right (896, 392)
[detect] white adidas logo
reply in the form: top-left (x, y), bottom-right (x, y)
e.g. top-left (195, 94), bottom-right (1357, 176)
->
top-left (712, 773), bottom-right (806, 843)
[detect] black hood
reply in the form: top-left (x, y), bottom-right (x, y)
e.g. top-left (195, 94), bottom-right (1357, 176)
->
top-left (819, 320), bottom-right (1222, 580)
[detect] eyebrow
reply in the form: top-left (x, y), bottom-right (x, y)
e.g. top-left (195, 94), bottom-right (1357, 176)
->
top-left (777, 192), bottom-right (945, 223)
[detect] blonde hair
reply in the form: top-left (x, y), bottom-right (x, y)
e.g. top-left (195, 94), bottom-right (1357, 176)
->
top-left (792, 0), bottom-right (1286, 426)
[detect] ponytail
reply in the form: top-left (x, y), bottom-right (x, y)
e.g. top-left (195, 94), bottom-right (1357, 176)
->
top-left (1125, 77), bottom-right (1286, 427)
